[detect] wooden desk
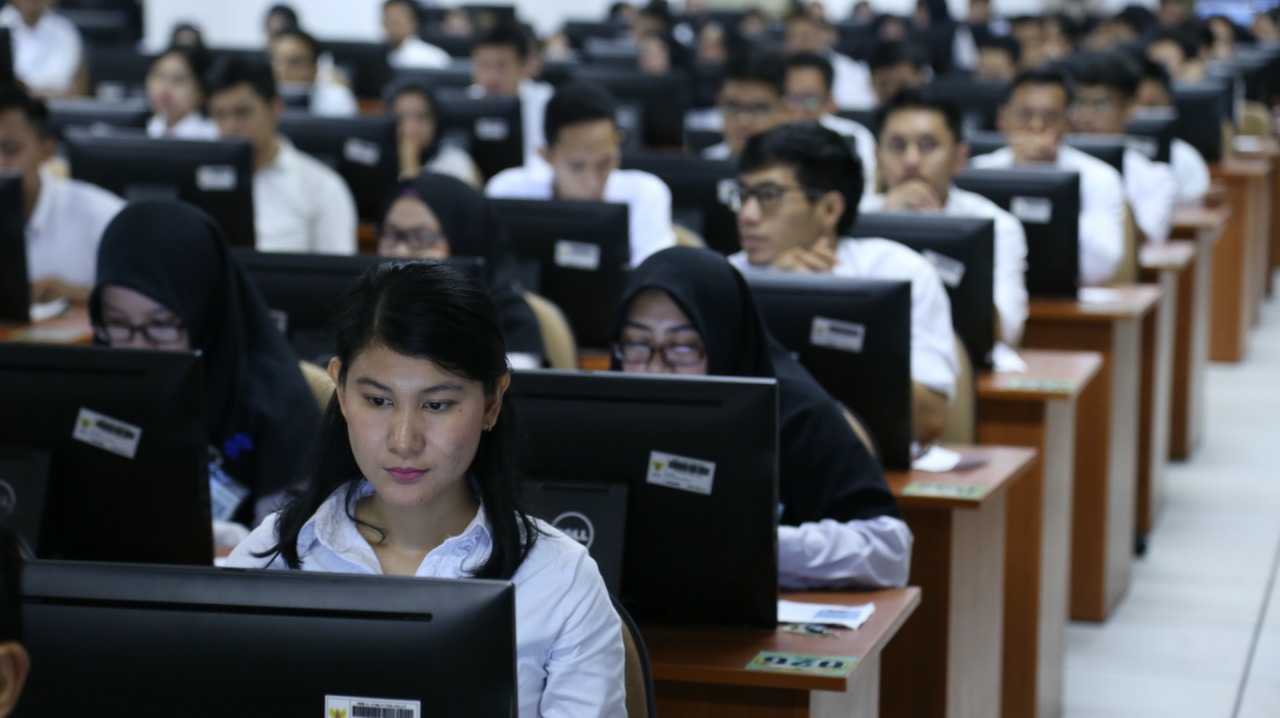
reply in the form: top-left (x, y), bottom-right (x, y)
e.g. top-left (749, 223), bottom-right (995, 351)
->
top-left (0, 307), bottom-right (93, 344)
top-left (1231, 138), bottom-right (1280, 296)
top-left (880, 446), bottom-right (1034, 718)
top-left (1167, 206), bottom-right (1226, 459)
top-left (1023, 287), bottom-right (1160, 622)
top-left (1209, 157), bottom-right (1273, 361)
top-left (646, 587), bottom-right (921, 718)
top-left (976, 350), bottom-right (1101, 718)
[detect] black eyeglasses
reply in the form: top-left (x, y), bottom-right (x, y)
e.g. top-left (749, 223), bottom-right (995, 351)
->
top-left (611, 341), bottom-right (706, 367)
top-left (727, 183), bottom-right (826, 214)
top-left (94, 320), bottom-right (187, 345)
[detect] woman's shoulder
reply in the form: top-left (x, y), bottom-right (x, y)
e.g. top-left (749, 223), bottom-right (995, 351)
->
top-left (224, 512), bottom-right (286, 569)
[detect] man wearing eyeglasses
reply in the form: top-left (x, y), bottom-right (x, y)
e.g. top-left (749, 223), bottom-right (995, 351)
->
top-left (784, 52), bottom-right (878, 196)
top-left (727, 122), bottom-right (958, 444)
top-left (702, 46), bottom-right (792, 160)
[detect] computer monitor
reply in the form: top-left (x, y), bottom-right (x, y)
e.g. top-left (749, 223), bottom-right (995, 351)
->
top-left (0, 30), bottom-right (14, 88)
top-left (690, 61), bottom-right (724, 110)
top-left (59, 8), bottom-right (132, 47)
top-left (964, 129), bottom-right (1005, 158)
top-left (620, 152), bottom-right (739, 256)
top-left (277, 114), bottom-right (398, 222)
top-left (1063, 134), bottom-right (1126, 174)
top-left (489, 199), bottom-right (630, 350)
top-left (46, 97), bottom-right (150, 140)
top-left (931, 75), bottom-right (1010, 134)
top-left (18, 560), bottom-right (517, 717)
top-left (391, 65), bottom-right (475, 93)
top-left (563, 20), bottom-right (628, 50)
top-left (568, 67), bottom-right (688, 149)
top-left (955, 167), bottom-right (1080, 298)
top-left (836, 108), bottom-right (879, 137)
top-left (1172, 79), bottom-right (1232, 162)
top-left (582, 37), bottom-right (640, 67)
top-left (0, 175), bottom-right (26, 322)
top-left (684, 127), bottom-right (722, 154)
top-left (744, 274), bottom-right (914, 470)
top-left (65, 132), bottom-right (257, 248)
top-left (0, 344), bottom-right (212, 564)
top-left (434, 88), bottom-right (525, 180)
top-left (508, 369), bottom-right (779, 629)
top-left (852, 212), bottom-right (996, 370)
top-left (1125, 108), bottom-right (1177, 164)
top-left (325, 40), bottom-right (392, 99)
top-left (420, 30), bottom-right (478, 59)
top-left (85, 46), bottom-right (153, 100)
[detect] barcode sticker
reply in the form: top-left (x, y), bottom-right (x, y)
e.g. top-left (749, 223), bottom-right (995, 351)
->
top-left (1009, 196), bottom-right (1052, 224)
top-left (325, 695), bottom-right (421, 718)
top-left (343, 137), bottom-right (382, 167)
top-left (194, 165), bottom-right (237, 191)
top-left (554, 240), bottom-right (601, 271)
top-left (922, 250), bottom-right (966, 288)
top-left (810, 316), bottom-right (866, 354)
top-left (269, 309), bottom-right (288, 335)
top-left (475, 117), bottom-right (509, 141)
top-left (647, 450), bottom-right (716, 495)
top-left (71, 408), bottom-right (142, 459)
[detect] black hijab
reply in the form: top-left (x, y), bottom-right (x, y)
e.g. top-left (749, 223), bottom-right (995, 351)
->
top-left (384, 173), bottom-right (545, 358)
top-left (89, 201), bottom-right (321, 512)
top-left (612, 247), bottom-right (900, 525)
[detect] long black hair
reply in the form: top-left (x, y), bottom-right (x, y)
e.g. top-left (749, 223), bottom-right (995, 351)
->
top-left (259, 260), bottom-right (540, 579)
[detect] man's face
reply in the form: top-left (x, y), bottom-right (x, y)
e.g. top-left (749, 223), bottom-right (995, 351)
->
top-left (471, 45), bottom-right (524, 96)
top-left (785, 18), bottom-right (830, 54)
top-left (871, 62), bottom-right (924, 106)
top-left (0, 109), bottom-right (52, 205)
top-left (718, 80), bottom-right (788, 155)
top-left (784, 67), bottom-right (834, 123)
top-left (1134, 78), bottom-right (1172, 109)
top-left (1073, 84), bottom-right (1129, 134)
top-left (976, 48), bottom-right (1016, 82)
top-left (877, 108), bottom-right (965, 195)
top-left (269, 36), bottom-right (317, 86)
top-left (1000, 82), bottom-right (1070, 160)
top-left (208, 83), bottom-right (281, 163)
top-left (542, 118), bottom-right (620, 201)
top-left (735, 165), bottom-right (831, 266)
top-left (382, 4), bottom-right (418, 48)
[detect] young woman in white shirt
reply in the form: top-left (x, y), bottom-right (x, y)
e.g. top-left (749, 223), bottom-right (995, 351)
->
top-left (228, 260), bottom-right (626, 717)
top-left (145, 46), bottom-right (219, 140)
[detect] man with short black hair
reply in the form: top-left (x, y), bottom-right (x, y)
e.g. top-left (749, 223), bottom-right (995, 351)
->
top-left (730, 123), bottom-right (959, 443)
top-left (784, 11), bottom-right (876, 109)
top-left (704, 45), bottom-right (791, 159)
top-left (383, 0), bottom-right (450, 69)
top-left (0, 0), bottom-right (82, 97)
top-left (486, 81), bottom-right (675, 265)
top-left (784, 52), bottom-right (877, 196)
top-left (207, 58), bottom-right (356, 254)
top-left (268, 29), bottom-right (357, 117)
top-left (471, 19), bottom-right (554, 166)
top-left (868, 41), bottom-right (928, 106)
top-left (970, 68), bottom-right (1126, 286)
top-left (975, 35), bottom-right (1020, 81)
top-left (1146, 28), bottom-right (1205, 80)
top-left (1134, 57), bottom-right (1209, 202)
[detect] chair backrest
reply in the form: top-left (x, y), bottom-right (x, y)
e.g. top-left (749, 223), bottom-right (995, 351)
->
top-left (298, 360), bottom-right (335, 410)
top-left (523, 291), bottom-right (579, 370)
top-left (671, 223), bottom-right (706, 248)
top-left (613, 596), bottom-right (656, 718)
top-left (941, 334), bottom-right (976, 444)
top-left (1239, 101), bottom-right (1272, 138)
top-left (841, 406), bottom-right (879, 460)
top-left (1112, 202), bottom-right (1141, 286)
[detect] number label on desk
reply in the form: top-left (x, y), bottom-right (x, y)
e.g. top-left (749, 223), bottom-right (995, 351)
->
top-left (1004, 378), bottom-right (1078, 394)
top-left (902, 483), bottom-right (988, 499)
top-left (746, 651), bottom-right (857, 677)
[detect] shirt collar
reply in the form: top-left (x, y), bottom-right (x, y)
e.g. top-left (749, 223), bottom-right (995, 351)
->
top-left (260, 136), bottom-right (298, 174)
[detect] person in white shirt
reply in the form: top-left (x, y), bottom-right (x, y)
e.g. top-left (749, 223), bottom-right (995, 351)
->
top-left (970, 68), bottom-right (1127, 286)
top-left (975, 35), bottom-right (1020, 82)
top-left (227, 261), bottom-right (626, 718)
top-left (386, 81), bottom-right (482, 187)
top-left (784, 52), bottom-right (878, 196)
top-left (862, 88), bottom-right (1030, 347)
top-left (382, 0), bottom-right (451, 69)
top-left (0, 0), bottom-right (82, 97)
top-left (868, 41), bottom-right (928, 107)
top-left (487, 81), bottom-right (676, 266)
top-left (783, 11), bottom-right (876, 110)
top-left (268, 29), bottom-right (357, 118)
top-left (702, 45), bottom-right (792, 160)
top-left (1135, 56), bottom-right (1211, 203)
top-left (206, 58), bottom-right (356, 255)
top-left (470, 20), bottom-right (554, 167)
top-left (0, 86), bottom-right (123, 305)
top-left (729, 123), bottom-right (959, 444)
top-left (144, 46), bottom-right (219, 140)
top-left (1072, 52), bottom-right (1178, 244)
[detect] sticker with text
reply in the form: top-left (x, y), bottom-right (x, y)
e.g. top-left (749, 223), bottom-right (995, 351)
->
top-left (810, 316), bottom-right (866, 354)
top-left (1005, 378), bottom-right (1077, 393)
top-left (474, 117), bottom-right (509, 141)
top-left (1009, 196), bottom-right (1053, 224)
top-left (1126, 136), bottom-right (1158, 159)
top-left (553, 240), bottom-right (602, 271)
top-left (922, 250), bottom-right (967, 288)
top-left (902, 483), bottom-right (988, 500)
top-left (324, 695), bottom-right (420, 718)
top-left (746, 651), bottom-right (857, 677)
top-left (343, 137), bottom-right (382, 167)
top-left (194, 165), bottom-right (237, 191)
top-left (647, 450), bottom-right (716, 495)
top-left (71, 408), bottom-right (142, 460)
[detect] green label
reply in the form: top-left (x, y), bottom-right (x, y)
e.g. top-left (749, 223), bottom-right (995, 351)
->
top-left (746, 651), bottom-right (857, 677)
top-left (1005, 378), bottom-right (1076, 393)
top-left (902, 483), bottom-right (987, 499)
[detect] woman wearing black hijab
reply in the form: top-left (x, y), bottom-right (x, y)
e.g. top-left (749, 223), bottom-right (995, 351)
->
top-left (378, 172), bottom-right (546, 365)
top-left (89, 201), bottom-right (322, 528)
top-left (612, 247), bottom-right (912, 589)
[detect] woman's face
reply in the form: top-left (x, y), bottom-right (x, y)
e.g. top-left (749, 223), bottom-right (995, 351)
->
top-left (95, 285), bottom-right (191, 351)
top-left (378, 195), bottom-right (451, 260)
top-left (146, 54), bottom-right (202, 122)
top-left (616, 289), bottom-right (708, 376)
top-left (392, 91), bottom-right (439, 155)
top-left (330, 345), bottom-right (507, 511)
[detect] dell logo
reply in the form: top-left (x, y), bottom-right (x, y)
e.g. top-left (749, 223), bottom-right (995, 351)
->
top-left (0, 480), bottom-right (15, 515)
top-left (552, 511), bottom-right (595, 549)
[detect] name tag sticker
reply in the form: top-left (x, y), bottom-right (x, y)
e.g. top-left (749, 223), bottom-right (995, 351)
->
top-left (902, 483), bottom-right (988, 499)
top-left (194, 165), bottom-right (237, 192)
top-left (324, 695), bottom-right (421, 718)
top-left (474, 117), bottom-right (509, 141)
top-left (72, 408), bottom-right (142, 460)
top-left (1010, 196), bottom-right (1052, 224)
top-left (647, 450), bottom-right (716, 495)
top-left (810, 316), bottom-right (866, 354)
top-left (554, 240), bottom-right (601, 271)
top-left (268, 309), bottom-right (288, 335)
top-left (716, 178), bottom-right (736, 206)
top-left (343, 137), bottom-right (382, 167)
top-left (922, 249), bottom-right (966, 288)
top-left (746, 651), bottom-right (857, 678)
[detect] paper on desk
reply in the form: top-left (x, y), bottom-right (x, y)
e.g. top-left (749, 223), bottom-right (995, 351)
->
top-left (912, 445), bottom-right (964, 473)
top-left (778, 600), bottom-right (875, 630)
top-left (992, 342), bottom-right (1028, 373)
top-left (1077, 287), bottom-right (1126, 304)
top-left (29, 298), bottom-right (69, 323)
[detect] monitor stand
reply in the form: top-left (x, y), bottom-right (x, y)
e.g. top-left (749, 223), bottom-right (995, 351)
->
top-left (522, 479), bottom-right (628, 597)
top-left (0, 446), bottom-right (51, 558)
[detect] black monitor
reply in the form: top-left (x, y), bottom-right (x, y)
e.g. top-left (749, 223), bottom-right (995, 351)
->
top-left (391, 65), bottom-right (475, 92)
top-left (582, 37), bottom-right (640, 67)
top-left (59, 8), bottom-right (132, 47)
top-left (955, 167), bottom-right (1080, 298)
top-left (836, 108), bottom-right (879, 137)
top-left (508, 369), bottom-right (779, 629)
top-left (1063, 134), bottom-right (1126, 174)
top-left (420, 30), bottom-right (478, 59)
top-left (685, 127), bottom-right (722, 154)
top-left (65, 132), bottom-right (257, 247)
top-left (85, 46), bottom-right (153, 100)
top-left (690, 61), bottom-right (724, 110)
top-left (852, 212), bottom-right (996, 370)
top-left (0, 175), bottom-right (25, 322)
top-left (563, 20), bottom-right (628, 49)
top-left (18, 560), bottom-right (517, 717)
top-left (325, 40), bottom-right (392, 99)
top-left (620, 152), bottom-right (739, 256)
top-left (1172, 79), bottom-right (1232, 162)
top-left (277, 114), bottom-right (398, 222)
top-left (0, 29), bottom-right (14, 88)
top-left (745, 274), bottom-right (914, 470)
top-left (931, 75), bottom-right (1010, 134)
top-left (46, 97), bottom-right (150, 140)
top-left (568, 67), bottom-right (688, 149)
top-left (434, 89), bottom-right (525, 180)
top-left (489, 199), bottom-right (630, 350)
top-left (964, 129), bottom-right (1005, 158)
top-left (0, 344), bottom-right (212, 564)
top-left (1125, 108), bottom-right (1177, 164)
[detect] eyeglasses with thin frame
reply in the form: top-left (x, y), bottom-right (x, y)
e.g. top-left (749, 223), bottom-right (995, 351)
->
top-left (727, 183), bottom-right (825, 215)
top-left (378, 226), bottom-right (446, 251)
top-left (718, 99), bottom-right (780, 119)
top-left (783, 93), bottom-right (826, 113)
top-left (95, 320), bottom-right (187, 346)
top-left (612, 341), bottom-right (706, 368)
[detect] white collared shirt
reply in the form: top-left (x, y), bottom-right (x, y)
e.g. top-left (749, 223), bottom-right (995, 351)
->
top-left (729, 238), bottom-right (960, 400)
top-left (860, 185), bottom-right (1030, 346)
top-left (467, 79), bottom-right (555, 170)
top-left (1123, 148), bottom-right (1177, 245)
top-left (970, 144), bottom-right (1126, 286)
top-left (387, 35), bottom-right (452, 69)
top-left (0, 6), bottom-right (81, 96)
top-left (146, 112), bottom-right (219, 140)
top-left (828, 50), bottom-right (876, 111)
top-left (702, 140), bottom-right (732, 159)
top-left (485, 164), bottom-right (676, 266)
top-left (1171, 138), bottom-right (1211, 204)
top-left (425, 142), bottom-right (484, 188)
top-left (25, 171), bottom-right (125, 287)
top-left (308, 80), bottom-right (358, 118)
top-left (819, 114), bottom-right (878, 196)
top-left (253, 138), bottom-right (357, 255)
top-left (226, 481), bottom-right (627, 718)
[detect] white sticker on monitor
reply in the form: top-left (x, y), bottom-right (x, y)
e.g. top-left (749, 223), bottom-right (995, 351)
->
top-left (647, 451), bottom-right (716, 495)
top-left (1009, 196), bottom-right (1052, 224)
top-left (343, 137), bottom-right (382, 167)
top-left (1126, 136), bottom-right (1158, 159)
top-left (716, 178), bottom-right (736, 206)
top-left (324, 695), bottom-right (421, 718)
top-left (474, 117), bottom-right (510, 141)
top-left (268, 309), bottom-right (288, 335)
top-left (810, 316), bottom-right (866, 354)
top-left (554, 240), bottom-right (601, 271)
top-left (922, 250), bottom-right (967, 288)
top-left (72, 408), bottom-right (142, 460)
top-left (194, 165), bottom-right (237, 191)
